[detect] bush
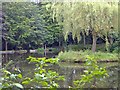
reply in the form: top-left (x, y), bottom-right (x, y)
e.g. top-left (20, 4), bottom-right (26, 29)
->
top-left (37, 47), bottom-right (60, 54)
top-left (24, 56), bottom-right (65, 88)
top-left (0, 61), bottom-right (24, 89)
top-left (37, 48), bottom-right (44, 54)
top-left (48, 48), bottom-right (60, 53)
top-left (74, 55), bottom-right (109, 88)
top-left (0, 57), bottom-right (65, 89)
top-left (96, 44), bottom-right (106, 52)
top-left (109, 41), bottom-right (119, 53)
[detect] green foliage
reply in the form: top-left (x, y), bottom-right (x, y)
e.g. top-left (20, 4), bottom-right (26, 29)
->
top-left (37, 47), bottom-right (61, 54)
top-left (37, 48), bottom-right (45, 54)
top-left (96, 44), bottom-right (106, 52)
top-left (52, 2), bottom-right (118, 51)
top-left (109, 37), bottom-right (120, 53)
top-left (2, 2), bottom-right (63, 50)
top-left (0, 61), bottom-right (24, 89)
top-left (66, 44), bottom-right (91, 51)
top-left (0, 57), bottom-right (65, 89)
top-left (58, 50), bottom-right (118, 62)
top-left (2, 2), bottom-right (47, 49)
top-left (64, 44), bottom-right (106, 52)
top-left (38, 2), bottom-right (63, 45)
top-left (74, 55), bottom-right (109, 88)
top-left (23, 56), bottom-right (65, 88)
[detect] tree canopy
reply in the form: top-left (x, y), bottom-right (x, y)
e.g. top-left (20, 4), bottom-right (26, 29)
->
top-left (52, 2), bottom-right (118, 52)
top-left (2, 2), bottom-right (63, 50)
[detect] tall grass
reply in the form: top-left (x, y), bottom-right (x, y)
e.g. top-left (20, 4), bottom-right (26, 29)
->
top-left (57, 50), bottom-right (118, 62)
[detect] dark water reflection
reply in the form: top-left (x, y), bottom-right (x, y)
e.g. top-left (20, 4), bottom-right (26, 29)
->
top-left (2, 53), bottom-right (119, 88)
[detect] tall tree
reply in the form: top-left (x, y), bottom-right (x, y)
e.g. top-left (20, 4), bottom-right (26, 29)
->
top-left (52, 2), bottom-right (118, 52)
top-left (2, 2), bottom-right (63, 50)
top-left (3, 2), bottom-right (47, 50)
top-left (38, 2), bottom-right (63, 46)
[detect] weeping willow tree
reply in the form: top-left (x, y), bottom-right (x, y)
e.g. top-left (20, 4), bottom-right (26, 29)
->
top-left (52, 1), bottom-right (118, 52)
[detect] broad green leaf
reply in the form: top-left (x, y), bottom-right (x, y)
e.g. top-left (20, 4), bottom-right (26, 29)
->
top-left (22, 81), bottom-right (30, 85)
top-left (18, 74), bottom-right (22, 79)
top-left (13, 83), bottom-right (23, 89)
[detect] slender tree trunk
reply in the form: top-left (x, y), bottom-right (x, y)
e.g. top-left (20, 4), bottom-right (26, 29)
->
top-left (83, 33), bottom-right (86, 46)
top-left (59, 34), bottom-right (61, 47)
top-left (109, 37), bottom-right (113, 45)
top-left (105, 36), bottom-right (110, 52)
top-left (44, 44), bottom-right (46, 57)
top-left (26, 44), bottom-right (30, 53)
top-left (5, 41), bottom-right (8, 63)
top-left (92, 34), bottom-right (97, 52)
top-left (59, 41), bottom-right (61, 47)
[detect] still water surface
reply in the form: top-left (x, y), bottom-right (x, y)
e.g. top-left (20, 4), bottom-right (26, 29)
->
top-left (2, 53), bottom-right (119, 88)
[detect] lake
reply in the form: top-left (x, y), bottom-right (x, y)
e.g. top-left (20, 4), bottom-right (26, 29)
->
top-left (2, 53), bottom-right (119, 88)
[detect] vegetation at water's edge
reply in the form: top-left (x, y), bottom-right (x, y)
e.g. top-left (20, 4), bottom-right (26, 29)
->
top-left (0, 56), bottom-right (111, 89)
top-left (58, 50), bottom-right (118, 62)
top-left (0, 57), bottom-right (65, 89)
top-left (74, 55), bottom-right (108, 88)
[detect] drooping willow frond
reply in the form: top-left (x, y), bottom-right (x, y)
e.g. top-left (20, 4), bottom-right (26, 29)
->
top-left (51, 2), bottom-right (118, 41)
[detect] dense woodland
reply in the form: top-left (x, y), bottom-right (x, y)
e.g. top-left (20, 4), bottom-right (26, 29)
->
top-left (2, 2), bottom-right (63, 50)
top-left (2, 2), bottom-right (119, 53)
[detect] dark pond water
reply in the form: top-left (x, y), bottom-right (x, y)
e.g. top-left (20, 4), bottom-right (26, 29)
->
top-left (2, 53), bottom-right (119, 88)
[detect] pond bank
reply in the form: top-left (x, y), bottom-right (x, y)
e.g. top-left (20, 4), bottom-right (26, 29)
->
top-left (61, 60), bottom-right (118, 63)
top-left (0, 48), bottom-right (60, 54)
top-left (0, 50), bottom-right (37, 54)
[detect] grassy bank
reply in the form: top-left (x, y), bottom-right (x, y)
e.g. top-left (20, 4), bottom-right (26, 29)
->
top-left (57, 50), bottom-right (118, 62)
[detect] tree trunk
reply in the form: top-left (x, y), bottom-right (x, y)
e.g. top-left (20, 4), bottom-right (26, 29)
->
top-left (92, 34), bottom-right (97, 52)
top-left (83, 33), bottom-right (86, 46)
top-left (5, 41), bottom-right (8, 63)
top-left (59, 41), bottom-right (61, 47)
top-left (44, 44), bottom-right (46, 57)
top-left (26, 44), bottom-right (30, 53)
top-left (109, 36), bottom-right (113, 45)
top-left (105, 36), bottom-right (110, 52)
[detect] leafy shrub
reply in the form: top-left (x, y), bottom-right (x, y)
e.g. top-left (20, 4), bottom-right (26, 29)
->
top-left (37, 48), bottom-right (44, 54)
top-left (109, 42), bottom-right (119, 53)
top-left (23, 56), bottom-right (65, 88)
top-left (48, 48), bottom-right (60, 53)
top-left (0, 57), bottom-right (65, 89)
top-left (96, 44), bottom-right (106, 52)
top-left (74, 55), bottom-right (109, 88)
top-left (0, 61), bottom-right (24, 89)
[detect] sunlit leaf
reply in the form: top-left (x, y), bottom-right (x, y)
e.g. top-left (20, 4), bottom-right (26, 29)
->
top-left (13, 83), bottom-right (23, 89)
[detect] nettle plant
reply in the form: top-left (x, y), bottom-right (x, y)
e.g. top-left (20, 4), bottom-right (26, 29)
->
top-left (22, 56), bottom-right (65, 88)
top-left (74, 55), bottom-right (109, 88)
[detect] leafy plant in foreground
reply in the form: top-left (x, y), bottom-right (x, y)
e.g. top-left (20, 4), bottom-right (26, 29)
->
top-left (0, 57), bottom-right (65, 89)
top-left (0, 61), bottom-right (24, 90)
top-left (22, 56), bottom-right (65, 88)
top-left (74, 55), bottom-right (109, 88)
